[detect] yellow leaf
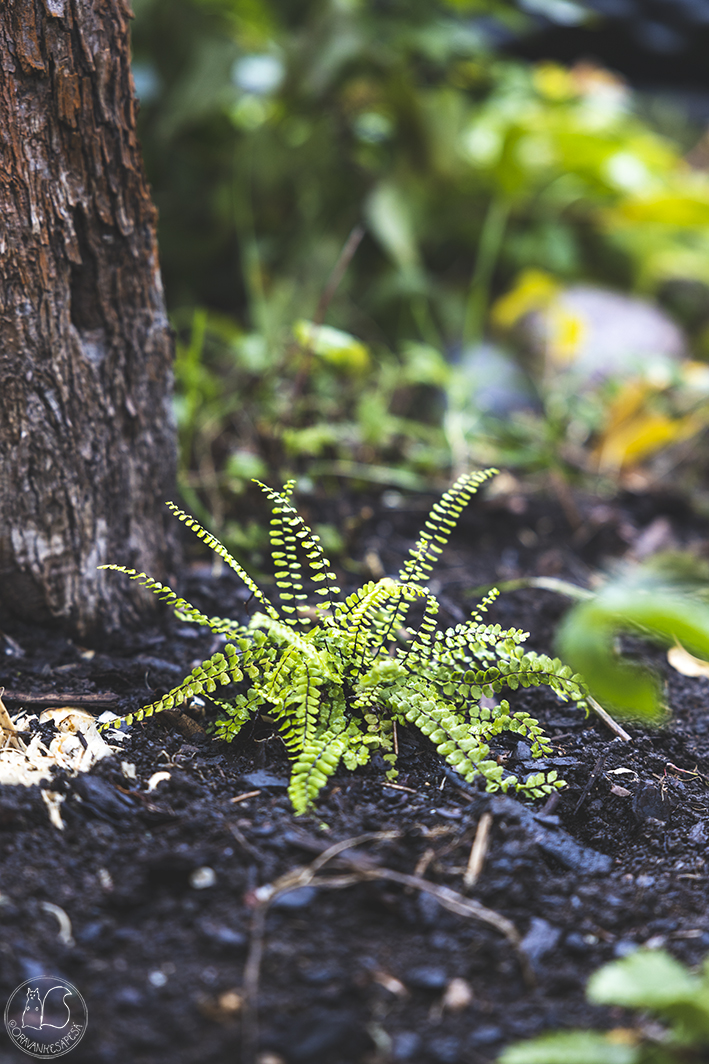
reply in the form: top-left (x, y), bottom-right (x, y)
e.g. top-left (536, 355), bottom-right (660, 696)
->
top-left (491, 269), bottom-right (559, 330)
top-left (606, 193), bottom-right (709, 228)
top-left (596, 411), bottom-right (696, 471)
top-left (546, 305), bottom-right (587, 365)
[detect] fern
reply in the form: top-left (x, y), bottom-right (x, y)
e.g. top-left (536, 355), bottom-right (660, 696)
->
top-left (100, 472), bottom-right (589, 814)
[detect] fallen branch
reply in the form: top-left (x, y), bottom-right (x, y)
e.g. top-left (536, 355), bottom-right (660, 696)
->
top-left (1, 690), bottom-right (118, 707)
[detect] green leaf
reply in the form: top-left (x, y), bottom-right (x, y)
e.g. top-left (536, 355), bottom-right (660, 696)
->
top-left (589, 949), bottom-right (701, 1010)
top-left (292, 321), bottom-right (369, 373)
top-left (556, 572), bottom-right (709, 719)
top-left (365, 181), bottom-right (422, 278)
top-left (499, 1031), bottom-right (639, 1064)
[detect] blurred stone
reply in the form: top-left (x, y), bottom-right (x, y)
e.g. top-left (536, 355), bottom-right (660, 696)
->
top-left (272, 886), bottom-right (318, 909)
top-left (456, 343), bottom-right (538, 416)
top-left (407, 966), bottom-right (448, 990)
top-left (527, 285), bottom-right (686, 386)
top-left (428, 1035), bottom-right (462, 1062)
top-left (520, 917), bottom-right (561, 965)
top-left (392, 1032), bottom-right (422, 1060)
top-left (468, 1025), bottom-right (503, 1047)
top-left (632, 784), bottom-right (668, 822)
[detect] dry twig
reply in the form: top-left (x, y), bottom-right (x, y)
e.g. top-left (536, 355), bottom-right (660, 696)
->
top-left (464, 811), bottom-right (493, 889)
top-left (588, 696), bottom-right (632, 742)
top-left (241, 831), bottom-right (528, 1063)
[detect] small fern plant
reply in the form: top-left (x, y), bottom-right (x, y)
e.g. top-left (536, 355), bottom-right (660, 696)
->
top-left (100, 470), bottom-right (588, 814)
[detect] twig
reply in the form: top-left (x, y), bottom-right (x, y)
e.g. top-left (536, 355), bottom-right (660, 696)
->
top-left (380, 780), bottom-right (416, 794)
top-left (241, 831), bottom-right (529, 1063)
top-left (313, 223), bottom-right (365, 328)
top-left (464, 811), bottom-right (493, 890)
top-left (225, 820), bottom-right (262, 861)
top-left (1, 690), bottom-right (118, 707)
top-left (413, 848), bottom-right (436, 880)
top-left (466, 576), bottom-right (594, 601)
top-left (573, 746), bottom-right (612, 815)
top-left (292, 223), bottom-right (365, 398)
top-left (665, 762), bottom-right (709, 785)
top-left (229, 790), bottom-right (261, 804)
top-left (588, 697), bottom-right (632, 742)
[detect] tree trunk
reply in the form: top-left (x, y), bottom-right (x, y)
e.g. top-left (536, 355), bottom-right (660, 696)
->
top-left (0, 0), bottom-right (178, 639)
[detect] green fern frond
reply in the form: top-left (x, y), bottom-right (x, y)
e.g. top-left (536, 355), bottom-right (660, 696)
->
top-left (399, 468), bottom-right (498, 585)
top-left (97, 565), bottom-right (245, 637)
top-left (102, 471), bottom-right (588, 814)
top-left (165, 501), bottom-right (280, 620)
top-left (288, 729), bottom-right (348, 815)
top-left (254, 479), bottom-right (341, 618)
top-left (98, 647), bottom-right (244, 731)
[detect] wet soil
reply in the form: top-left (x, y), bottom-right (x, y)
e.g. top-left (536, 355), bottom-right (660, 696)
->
top-left (2, 485), bottom-right (709, 1064)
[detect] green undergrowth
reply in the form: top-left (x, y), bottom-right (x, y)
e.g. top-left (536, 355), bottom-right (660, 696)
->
top-left (500, 948), bottom-right (709, 1064)
top-left (100, 470), bottom-right (589, 814)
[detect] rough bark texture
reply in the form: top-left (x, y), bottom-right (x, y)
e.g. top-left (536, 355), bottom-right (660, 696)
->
top-left (0, 0), bottom-right (178, 638)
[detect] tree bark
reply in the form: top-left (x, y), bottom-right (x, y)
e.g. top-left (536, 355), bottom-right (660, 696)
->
top-left (0, 0), bottom-right (178, 638)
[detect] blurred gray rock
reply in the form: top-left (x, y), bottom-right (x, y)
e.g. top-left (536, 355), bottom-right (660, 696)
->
top-left (527, 285), bottom-right (687, 386)
top-left (456, 343), bottom-right (538, 415)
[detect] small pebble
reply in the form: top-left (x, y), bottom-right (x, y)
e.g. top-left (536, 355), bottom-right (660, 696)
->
top-left (417, 893), bottom-right (442, 927)
top-left (468, 1025), bottom-right (502, 1047)
top-left (272, 886), bottom-right (318, 910)
top-left (392, 1031), bottom-right (421, 1061)
top-left (520, 917), bottom-right (561, 965)
top-left (614, 939), bottom-right (639, 958)
top-left (217, 990), bottom-right (242, 1014)
top-left (442, 977), bottom-right (473, 1012)
top-left (633, 784), bottom-right (666, 822)
top-left (689, 821), bottom-right (707, 844)
top-left (428, 1035), bottom-right (461, 1063)
top-left (190, 866), bottom-right (217, 890)
top-left (199, 922), bottom-right (246, 948)
top-left (407, 966), bottom-right (448, 990)
top-left (242, 771), bottom-right (288, 789)
top-left (115, 986), bottom-right (142, 1008)
top-left (564, 932), bottom-right (589, 954)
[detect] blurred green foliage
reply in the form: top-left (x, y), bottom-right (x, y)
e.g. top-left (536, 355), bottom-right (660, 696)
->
top-left (556, 553), bottom-right (709, 719)
top-left (131, 0), bottom-right (709, 528)
top-left (500, 948), bottom-right (709, 1064)
top-left (133, 0), bottom-right (709, 335)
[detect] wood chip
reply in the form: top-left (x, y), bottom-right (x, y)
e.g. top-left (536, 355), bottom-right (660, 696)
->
top-left (667, 643), bottom-right (709, 678)
top-left (147, 771), bottom-right (172, 791)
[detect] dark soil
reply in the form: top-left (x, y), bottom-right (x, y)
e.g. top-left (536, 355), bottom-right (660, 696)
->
top-left (3, 484), bottom-right (709, 1064)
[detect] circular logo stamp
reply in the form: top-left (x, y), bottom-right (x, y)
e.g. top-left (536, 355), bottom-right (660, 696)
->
top-left (4, 977), bottom-right (87, 1058)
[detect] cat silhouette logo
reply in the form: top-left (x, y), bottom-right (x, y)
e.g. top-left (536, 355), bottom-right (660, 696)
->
top-left (4, 977), bottom-right (87, 1058)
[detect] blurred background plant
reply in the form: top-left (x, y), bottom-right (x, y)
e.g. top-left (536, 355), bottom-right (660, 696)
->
top-left (130, 0), bottom-right (709, 551)
top-left (499, 947), bottom-right (709, 1064)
